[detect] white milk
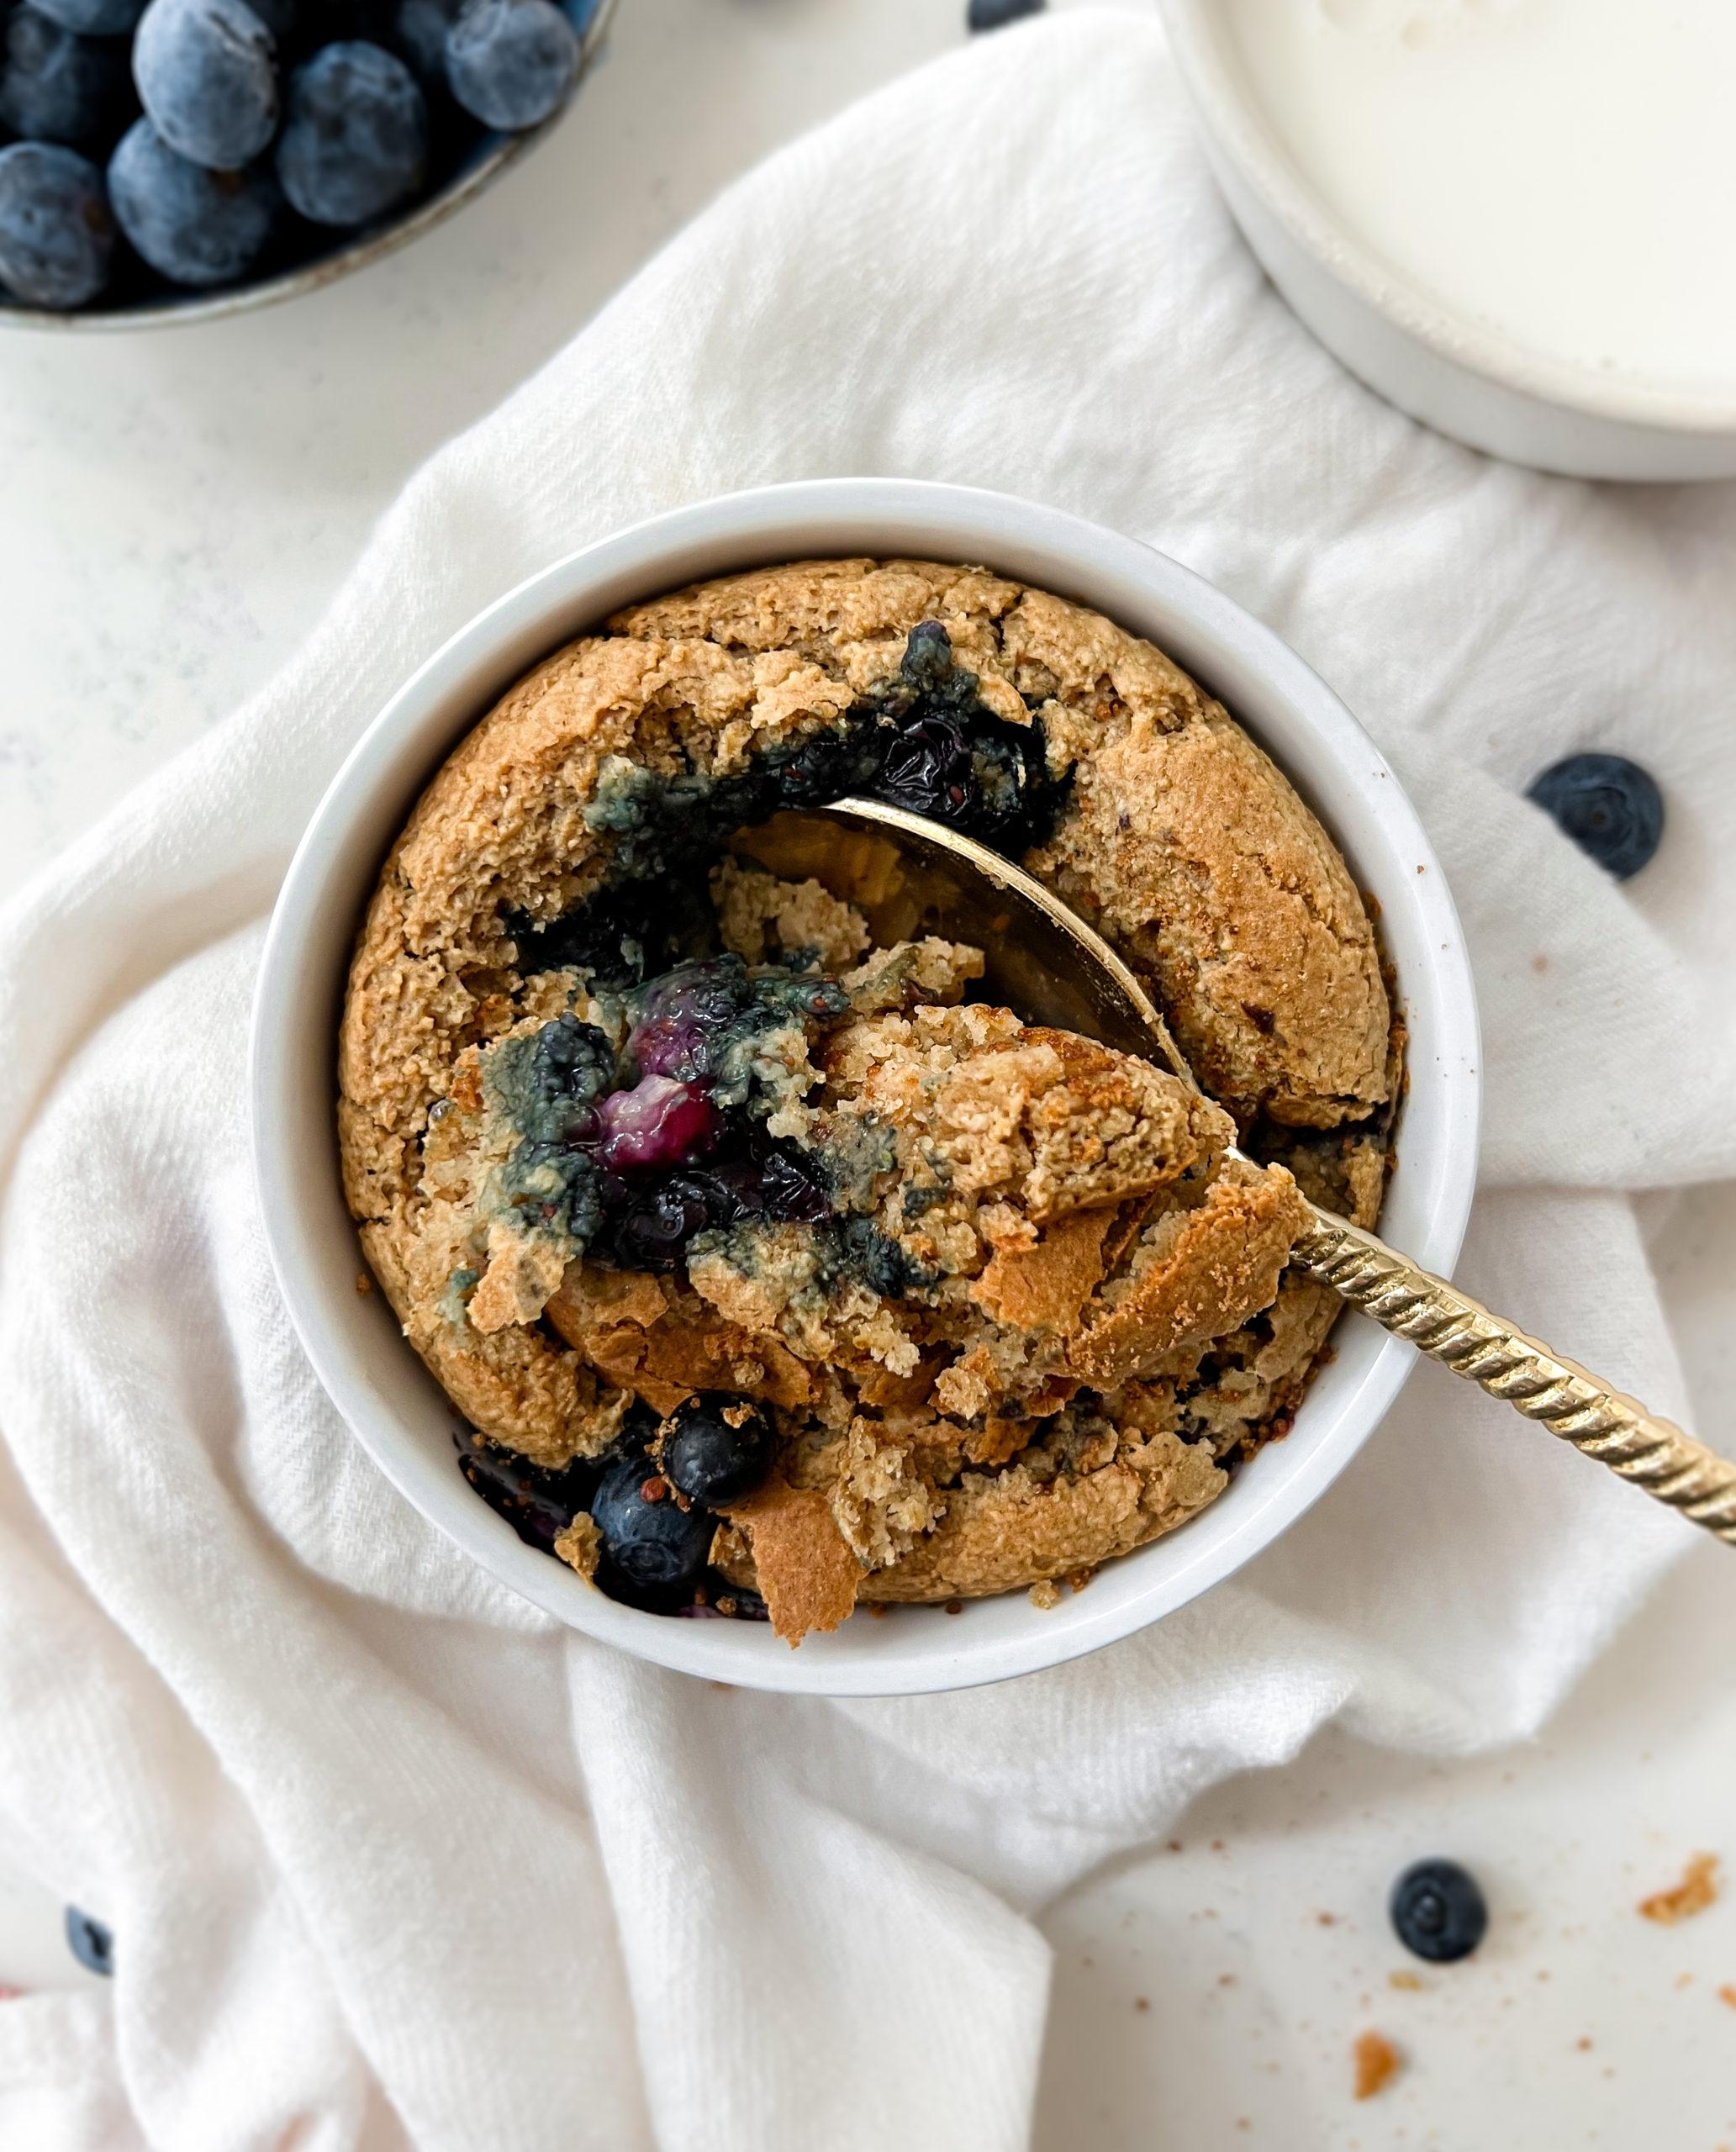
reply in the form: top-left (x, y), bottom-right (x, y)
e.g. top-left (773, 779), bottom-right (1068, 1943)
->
top-left (1222, 0), bottom-right (1736, 397)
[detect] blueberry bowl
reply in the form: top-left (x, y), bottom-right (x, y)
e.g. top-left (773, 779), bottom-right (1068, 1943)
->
top-left (251, 479), bottom-right (1482, 1697)
top-left (0, 0), bottom-right (615, 328)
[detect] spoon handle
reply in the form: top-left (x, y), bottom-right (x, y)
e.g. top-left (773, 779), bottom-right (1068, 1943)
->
top-left (1290, 1204), bottom-right (1736, 1545)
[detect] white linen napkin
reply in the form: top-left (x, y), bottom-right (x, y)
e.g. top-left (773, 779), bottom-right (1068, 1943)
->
top-left (3, 12), bottom-right (1733, 2146)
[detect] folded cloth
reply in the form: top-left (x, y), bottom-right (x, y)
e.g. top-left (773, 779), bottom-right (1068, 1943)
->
top-left (2, 13), bottom-right (1733, 2148)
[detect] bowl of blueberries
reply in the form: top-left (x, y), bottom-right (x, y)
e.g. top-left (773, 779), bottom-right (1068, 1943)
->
top-left (0, 0), bottom-right (614, 320)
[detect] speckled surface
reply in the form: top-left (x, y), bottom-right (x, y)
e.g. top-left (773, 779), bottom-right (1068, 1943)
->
top-left (2, 1), bottom-right (1733, 2142)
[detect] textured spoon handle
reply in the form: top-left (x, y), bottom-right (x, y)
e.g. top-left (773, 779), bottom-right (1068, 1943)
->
top-left (1290, 1205), bottom-right (1736, 1544)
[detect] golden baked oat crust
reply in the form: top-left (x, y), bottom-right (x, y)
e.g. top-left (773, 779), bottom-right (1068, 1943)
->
top-left (339, 559), bottom-right (1395, 1637)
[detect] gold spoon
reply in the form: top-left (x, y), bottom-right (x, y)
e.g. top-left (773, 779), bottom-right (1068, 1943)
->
top-left (736, 797), bottom-right (1736, 1547)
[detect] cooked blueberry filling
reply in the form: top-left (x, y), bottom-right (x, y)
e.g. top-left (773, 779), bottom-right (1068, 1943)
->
top-left (503, 875), bottom-right (714, 990)
top-left (455, 1429), bottom-right (607, 1553)
top-left (483, 953), bottom-right (864, 1282)
top-left (625, 957), bottom-right (850, 1104)
top-left (459, 624), bottom-right (1072, 1612)
top-left (507, 623), bottom-right (1068, 984)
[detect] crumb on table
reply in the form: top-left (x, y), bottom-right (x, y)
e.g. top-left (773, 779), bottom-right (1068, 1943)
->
top-left (1638, 1852), bottom-right (1720, 1925)
top-left (1388, 1969), bottom-right (1422, 1991)
top-left (1353, 2029), bottom-right (1401, 2101)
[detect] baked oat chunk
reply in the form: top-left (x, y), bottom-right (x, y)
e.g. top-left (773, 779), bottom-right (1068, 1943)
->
top-left (337, 559), bottom-right (1396, 1638)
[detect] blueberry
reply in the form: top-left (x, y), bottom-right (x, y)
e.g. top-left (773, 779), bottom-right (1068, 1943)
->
top-left (607, 1174), bottom-right (717, 1270)
top-left (1526, 752), bottom-right (1664, 881)
top-left (967, 0), bottom-right (1044, 25)
top-left (594, 1074), bottom-right (720, 1174)
top-left (133, 0), bottom-right (277, 170)
top-left (1390, 1858), bottom-right (1488, 1963)
top-left (455, 1430), bottom-right (599, 1552)
top-left (878, 714), bottom-right (980, 826)
top-left (276, 40), bottom-right (426, 224)
top-left (389, 0), bottom-right (455, 85)
top-left (445, 0), bottom-right (575, 129)
top-left (65, 1906), bottom-right (114, 1977)
top-left (662, 1396), bottom-right (773, 1507)
top-left (589, 1450), bottom-right (715, 1609)
top-left (108, 118), bottom-right (279, 283)
top-left (32, 0), bottom-right (148, 38)
top-left (0, 7), bottom-right (134, 148)
top-left (0, 141), bottom-right (113, 306)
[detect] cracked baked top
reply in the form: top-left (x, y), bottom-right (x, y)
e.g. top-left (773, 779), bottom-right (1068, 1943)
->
top-left (339, 559), bottom-right (1396, 1643)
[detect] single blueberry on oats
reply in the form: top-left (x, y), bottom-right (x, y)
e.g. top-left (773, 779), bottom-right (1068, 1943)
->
top-left (444, 0), bottom-right (575, 129)
top-left (0, 141), bottom-right (113, 307)
top-left (65, 1906), bottom-right (114, 1977)
top-left (133, 0), bottom-right (278, 170)
top-left (108, 118), bottom-right (280, 285)
top-left (0, 8), bottom-right (134, 150)
top-left (1526, 752), bottom-right (1663, 880)
top-left (662, 1396), bottom-right (773, 1507)
top-left (1390, 1858), bottom-right (1487, 1963)
top-left (590, 1450), bottom-right (715, 1608)
top-left (276, 40), bottom-right (426, 225)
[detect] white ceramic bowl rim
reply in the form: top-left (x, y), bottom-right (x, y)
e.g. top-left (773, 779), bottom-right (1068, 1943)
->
top-left (251, 478), bottom-right (1481, 1697)
top-left (1158, 0), bottom-right (1736, 435)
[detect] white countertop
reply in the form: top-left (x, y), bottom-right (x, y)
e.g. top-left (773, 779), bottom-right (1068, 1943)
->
top-left (3, 1), bottom-right (1733, 2143)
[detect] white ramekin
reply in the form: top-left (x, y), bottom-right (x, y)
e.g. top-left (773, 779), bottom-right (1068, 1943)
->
top-left (1156, 0), bottom-right (1736, 483)
top-left (251, 479), bottom-right (1480, 1697)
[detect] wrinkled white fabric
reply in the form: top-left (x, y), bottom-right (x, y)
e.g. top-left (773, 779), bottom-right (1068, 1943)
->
top-left (2, 13), bottom-right (1731, 2148)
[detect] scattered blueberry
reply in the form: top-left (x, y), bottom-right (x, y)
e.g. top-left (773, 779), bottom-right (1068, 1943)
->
top-left (133, 0), bottom-right (277, 169)
top-left (0, 7), bottom-right (135, 149)
top-left (275, 39), bottom-right (426, 224)
top-left (455, 1429), bottom-right (601, 1552)
top-left (108, 117), bottom-right (278, 282)
top-left (444, 0), bottom-right (575, 130)
top-left (1526, 752), bottom-right (1664, 881)
top-left (589, 1449), bottom-right (715, 1610)
top-left (65, 1906), bottom-right (114, 1977)
top-left (967, 0), bottom-right (1044, 27)
top-left (1390, 1858), bottom-right (1488, 1963)
top-left (0, 140), bottom-right (113, 305)
top-left (662, 1396), bottom-right (774, 1507)
top-left (32, 0), bottom-right (150, 39)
